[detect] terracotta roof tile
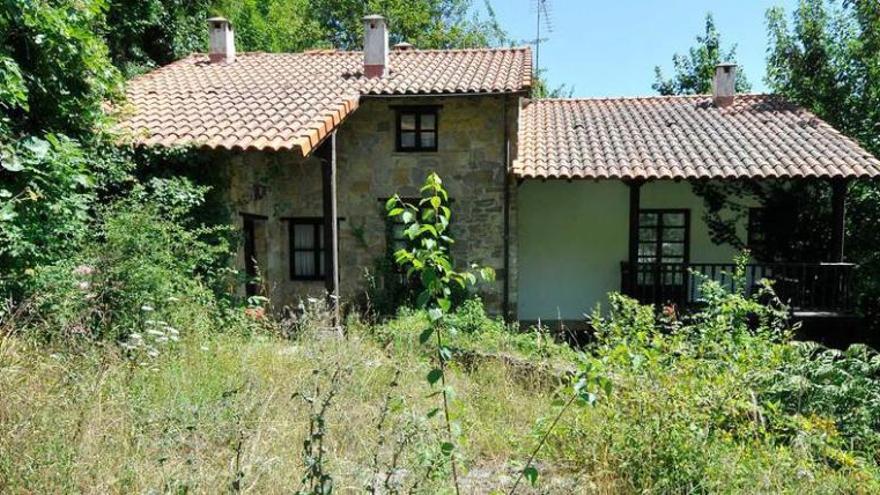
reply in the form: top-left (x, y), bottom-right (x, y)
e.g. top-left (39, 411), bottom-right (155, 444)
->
top-left (513, 95), bottom-right (880, 179)
top-left (120, 48), bottom-right (532, 156)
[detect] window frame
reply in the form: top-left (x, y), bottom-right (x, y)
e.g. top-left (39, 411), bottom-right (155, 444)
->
top-left (394, 106), bottom-right (440, 152)
top-left (747, 207), bottom-right (768, 254)
top-left (287, 217), bottom-right (325, 281)
top-left (637, 208), bottom-right (691, 265)
top-left (240, 213), bottom-right (268, 297)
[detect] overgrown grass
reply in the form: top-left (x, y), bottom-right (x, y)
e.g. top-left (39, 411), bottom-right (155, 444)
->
top-left (5, 239), bottom-right (880, 493)
top-left (0, 315), bottom-right (562, 493)
top-left (4, 294), bottom-right (880, 493)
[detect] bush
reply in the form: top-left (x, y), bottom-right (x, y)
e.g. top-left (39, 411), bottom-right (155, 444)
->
top-left (546, 270), bottom-right (880, 491)
top-left (20, 178), bottom-right (234, 345)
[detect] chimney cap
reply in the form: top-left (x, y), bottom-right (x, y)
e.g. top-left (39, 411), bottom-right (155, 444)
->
top-left (713, 62), bottom-right (737, 107)
top-left (393, 42), bottom-right (414, 51)
top-left (363, 14), bottom-right (386, 21)
top-left (207, 16), bottom-right (235, 64)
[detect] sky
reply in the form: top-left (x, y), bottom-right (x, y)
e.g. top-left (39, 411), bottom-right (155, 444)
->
top-left (479, 0), bottom-right (800, 97)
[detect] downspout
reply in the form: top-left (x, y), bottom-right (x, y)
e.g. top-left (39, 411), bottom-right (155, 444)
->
top-left (502, 94), bottom-right (511, 321)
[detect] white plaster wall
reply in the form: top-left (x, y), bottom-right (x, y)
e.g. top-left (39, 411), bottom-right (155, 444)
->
top-left (516, 179), bottom-right (745, 321)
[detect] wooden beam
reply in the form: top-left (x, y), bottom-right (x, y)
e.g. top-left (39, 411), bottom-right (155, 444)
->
top-left (830, 178), bottom-right (849, 262)
top-left (320, 131), bottom-right (340, 328)
top-left (627, 179), bottom-right (644, 294)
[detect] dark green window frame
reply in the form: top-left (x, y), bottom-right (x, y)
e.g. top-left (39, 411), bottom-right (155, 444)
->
top-left (395, 106), bottom-right (439, 152)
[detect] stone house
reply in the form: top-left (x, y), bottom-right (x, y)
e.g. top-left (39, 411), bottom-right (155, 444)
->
top-left (122, 16), bottom-right (880, 325)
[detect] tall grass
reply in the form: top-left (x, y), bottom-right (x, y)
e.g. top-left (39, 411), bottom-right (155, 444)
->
top-left (0, 315), bottom-right (561, 493)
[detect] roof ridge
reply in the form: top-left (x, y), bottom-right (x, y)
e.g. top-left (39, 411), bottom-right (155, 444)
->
top-left (525, 93), bottom-right (777, 104)
top-left (221, 46), bottom-right (532, 56)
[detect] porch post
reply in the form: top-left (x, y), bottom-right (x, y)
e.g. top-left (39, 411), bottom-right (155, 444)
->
top-left (627, 179), bottom-right (644, 294)
top-left (321, 131), bottom-right (341, 328)
top-left (830, 178), bottom-right (848, 262)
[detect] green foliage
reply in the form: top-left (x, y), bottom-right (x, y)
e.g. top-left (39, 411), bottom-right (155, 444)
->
top-left (1, 135), bottom-right (94, 286)
top-left (530, 68), bottom-right (574, 99)
top-left (1, 0), bottom-right (122, 137)
top-left (653, 13), bottom-right (751, 96)
top-left (386, 172), bottom-right (494, 494)
top-left (211, 0), bottom-right (323, 53)
top-left (763, 341), bottom-right (880, 462)
top-left (0, 0), bottom-right (134, 298)
top-left (307, 0), bottom-right (506, 50)
top-left (103, 0), bottom-right (212, 77)
top-left (765, 0), bottom-right (880, 328)
top-left (544, 266), bottom-right (880, 491)
top-left (23, 178), bottom-right (232, 343)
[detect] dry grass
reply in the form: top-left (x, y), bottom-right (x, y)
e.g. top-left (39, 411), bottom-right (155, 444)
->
top-left (0, 324), bottom-right (563, 494)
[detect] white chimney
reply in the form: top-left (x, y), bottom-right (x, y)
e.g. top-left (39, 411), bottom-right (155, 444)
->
top-left (363, 15), bottom-right (389, 78)
top-left (207, 17), bottom-right (235, 64)
top-left (713, 63), bottom-right (737, 107)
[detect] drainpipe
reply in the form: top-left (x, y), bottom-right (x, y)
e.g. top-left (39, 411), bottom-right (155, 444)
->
top-left (502, 95), bottom-right (511, 321)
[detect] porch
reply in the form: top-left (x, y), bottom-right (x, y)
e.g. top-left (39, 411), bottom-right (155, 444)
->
top-left (620, 261), bottom-right (856, 313)
top-left (515, 179), bottom-right (855, 321)
top-left (618, 178), bottom-right (854, 314)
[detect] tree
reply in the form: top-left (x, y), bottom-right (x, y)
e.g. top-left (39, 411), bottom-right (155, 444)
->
top-left (102, 0), bottom-right (212, 77)
top-left (307, 0), bottom-right (506, 50)
top-left (100, 0), bottom-right (510, 77)
top-left (765, 0), bottom-right (880, 326)
top-left (1, 0), bottom-right (128, 293)
top-left (653, 13), bottom-right (751, 95)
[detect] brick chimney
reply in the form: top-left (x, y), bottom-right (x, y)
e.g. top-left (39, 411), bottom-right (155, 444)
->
top-left (363, 15), bottom-right (388, 78)
top-left (208, 17), bottom-right (235, 64)
top-left (713, 63), bottom-right (737, 107)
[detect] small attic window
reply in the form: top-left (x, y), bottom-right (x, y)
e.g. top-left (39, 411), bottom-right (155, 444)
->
top-left (395, 106), bottom-right (439, 152)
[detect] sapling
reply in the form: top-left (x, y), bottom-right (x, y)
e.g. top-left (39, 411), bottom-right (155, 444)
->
top-left (385, 172), bottom-right (494, 495)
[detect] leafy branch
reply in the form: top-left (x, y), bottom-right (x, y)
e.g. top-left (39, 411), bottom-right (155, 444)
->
top-left (508, 356), bottom-right (611, 493)
top-left (385, 172), bottom-right (494, 495)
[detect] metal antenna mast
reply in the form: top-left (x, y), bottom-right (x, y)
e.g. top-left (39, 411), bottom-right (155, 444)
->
top-left (533, 0), bottom-right (553, 75)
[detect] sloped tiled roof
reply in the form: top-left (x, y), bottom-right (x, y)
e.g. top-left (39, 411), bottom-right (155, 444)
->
top-left (514, 94), bottom-right (880, 179)
top-left (120, 48), bottom-right (532, 156)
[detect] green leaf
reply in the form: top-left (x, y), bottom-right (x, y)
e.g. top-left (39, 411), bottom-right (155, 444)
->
top-left (430, 196), bottom-right (441, 209)
top-left (23, 137), bottom-right (50, 159)
top-left (419, 326), bottom-right (434, 344)
top-left (416, 290), bottom-right (431, 308)
top-left (426, 407), bottom-right (440, 419)
top-left (523, 466), bottom-right (539, 486)
top-left (439, 346), bottom-right (452, 362)
top-left (1, 151), bottom-right (23, 172)
top-left (388, 207), bottom-right (404, 217)
top-left (427, 368), bottom-right (443, 385)
top-left (440, 442), bottom-right (455, 457)
top-left (437, 297), bottom-right (451, 312)
top-left (427, 307), bottom-right (443, 321)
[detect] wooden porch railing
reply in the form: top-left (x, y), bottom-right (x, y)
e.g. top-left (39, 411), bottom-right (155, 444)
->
top-left (620, 262), bottom-right (857, 313)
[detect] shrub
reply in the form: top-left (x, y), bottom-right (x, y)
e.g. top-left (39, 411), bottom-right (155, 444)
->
top-left (21, 177), bottom-right (233, 345)
top-left (546, 267), bottom-right (880, 491)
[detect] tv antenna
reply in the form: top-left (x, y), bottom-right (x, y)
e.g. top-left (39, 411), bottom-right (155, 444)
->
top-left (531, 0), bottom-right (553, 76)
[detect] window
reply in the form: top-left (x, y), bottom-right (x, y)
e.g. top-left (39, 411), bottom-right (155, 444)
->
top-left (285, 217), bottom-right (344, 281)
top-left (287, 218), bottom-right (325, 280)
top-left (637, 209), bottom-right (690, 285)
top-left (241, 213), bottom-right (267, 297)
top-left (396, 107), bottom-right (438, 152)
top-left (747, 207), bottom-right (768, 254)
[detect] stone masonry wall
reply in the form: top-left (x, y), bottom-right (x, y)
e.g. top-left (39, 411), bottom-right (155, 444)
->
top-left (220, 94), bottom-right (519, 316)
